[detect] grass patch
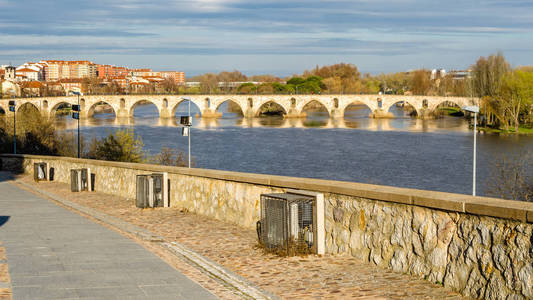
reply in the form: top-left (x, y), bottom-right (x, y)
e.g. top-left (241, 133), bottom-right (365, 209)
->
top-left (437, 107), bottom-right (464, 117)
top-left (479, 126), bottom-right (533, 135)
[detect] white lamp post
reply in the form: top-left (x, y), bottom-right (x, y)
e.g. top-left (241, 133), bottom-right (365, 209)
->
top-left (181, 97), bottom-right (192, 168)
top-left (463, 105), bottom-right (479, 196)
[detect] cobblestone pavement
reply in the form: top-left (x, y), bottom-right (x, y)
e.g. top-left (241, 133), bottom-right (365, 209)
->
top-left (17, 176), bottom-right (468, 300)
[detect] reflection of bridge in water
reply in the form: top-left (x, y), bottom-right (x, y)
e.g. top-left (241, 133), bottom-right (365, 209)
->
top-left (1, 94), bottom-right (478, 120)
top-left (55, 114), bottom-right (470, 133)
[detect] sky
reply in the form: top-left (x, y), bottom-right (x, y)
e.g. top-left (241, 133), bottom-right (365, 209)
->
top-left (1, 0), bottom-right (532, 76)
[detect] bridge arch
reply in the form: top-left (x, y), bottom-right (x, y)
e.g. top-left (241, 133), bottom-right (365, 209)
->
top-left (171, 99), bottom-right (202, 117)
top-left (87, 101), bottom-right (117, 118)
top-left (50, 102), bottom-right (73, 117)
top-left (17, 102), bottom-right (40, 113)
top-left (341, 100), bottom-right (374, 118)
top-left (215, 99), bottom-right (245, 117)
top-left (129, 99), bottom-right (160, 118)
top-left (300, 99), bottom-right (330, 117)
top-left (255, 100), bottom-right (288, 117)
top-left (386, 100), bottom-right (419, 118)
top-left (429, 99), bottom-right (463, 111)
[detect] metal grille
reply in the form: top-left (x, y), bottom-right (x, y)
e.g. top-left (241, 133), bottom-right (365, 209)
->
top-left (152, 174), bottom-right (164, 207)
top-left (136, 175), bottom-right (149, 208)
top-left (81, 169), bottom-right (89, 191)
top-left (71, 169), bottom-right (81, 192)
top-left (259, 193), bottom-right (314, 255)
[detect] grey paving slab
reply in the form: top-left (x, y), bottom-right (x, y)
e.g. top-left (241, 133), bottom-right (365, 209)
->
top-left (0, 177), bottom-right (218, 300)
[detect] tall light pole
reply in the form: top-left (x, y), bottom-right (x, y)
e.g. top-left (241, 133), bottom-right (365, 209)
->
top-left (71, 91), bottom-right (82, 158)
top-left (463, 105), bottom-right (479, 196)
top-left (180, 97), bottom-right (192, 168)
top-left (8, 98), bottom-right (16, 154)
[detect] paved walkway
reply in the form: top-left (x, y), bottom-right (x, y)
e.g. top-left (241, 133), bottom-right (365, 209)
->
top-left (0, 176), bottom-right (217, 300)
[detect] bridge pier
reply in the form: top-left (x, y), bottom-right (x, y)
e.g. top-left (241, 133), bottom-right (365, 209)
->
top-left (370, 109), bottom-right (394, 119)
top-left (201, 109), bottom-right (222, 118)
top-left (160, 107), bottom-right (172, 119)
top-left (329, 109), bottom-right (344, 119)
top-left (417, 108), bottom-right (433, 119)
top-left (116, 109), bottom-right (129, 119)
top-left (244, 109), bottom-right (254, 119)
top-left (286, 108), bottom-right (304, 118)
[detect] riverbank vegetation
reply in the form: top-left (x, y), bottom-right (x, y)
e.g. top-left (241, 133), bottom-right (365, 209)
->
top-left (0, 109), bottom-right (192, 166)
top-left (487, 151), bottom-right (533, 202)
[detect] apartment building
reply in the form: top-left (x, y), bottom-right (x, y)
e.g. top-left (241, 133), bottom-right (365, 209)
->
top-left (97, 65), bottom-right (129, 79)
top-left (160, 71), bottom-right (185, 84)
top-left (39, 60), bottom-right (96, 81)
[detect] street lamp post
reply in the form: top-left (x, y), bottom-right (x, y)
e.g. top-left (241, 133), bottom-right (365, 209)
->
top-left (71, 91), bottom-right (82, 158)
top-left (463, 105), bottom-right (479, 196)
top-left (8, 98), bottom-right (16, 154)
top-left (180, 97), bottom-right (192, 168)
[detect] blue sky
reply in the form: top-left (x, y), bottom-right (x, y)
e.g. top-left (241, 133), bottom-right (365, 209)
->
top-left (1, 0), bottom-right (532, 76)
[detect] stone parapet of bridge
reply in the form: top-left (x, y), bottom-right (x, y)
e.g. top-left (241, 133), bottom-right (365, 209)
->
top-left (0, 154), bottom-right (531, 300)
top-left (0, 94), bottom-right (478, 119)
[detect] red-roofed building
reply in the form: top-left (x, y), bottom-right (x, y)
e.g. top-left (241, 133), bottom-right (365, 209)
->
top-left (21, 81), bottom-right (44, 96)
top-left (59, 78), bottom-right (84, 94)
top-left (160, 71), bottom-right (185, 84)
top-left (17, 68), bottom-right (40, 81)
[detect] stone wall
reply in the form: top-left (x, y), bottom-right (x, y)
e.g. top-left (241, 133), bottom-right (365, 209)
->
top-left (1, 154), bottom-right (532, 299)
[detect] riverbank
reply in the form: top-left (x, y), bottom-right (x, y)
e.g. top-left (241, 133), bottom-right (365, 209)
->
top-left (479, 126), bottom-right (533, 135)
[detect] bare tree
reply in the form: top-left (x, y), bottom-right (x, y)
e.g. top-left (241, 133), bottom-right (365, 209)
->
top-left (487, 150), bottom-right (533, 202)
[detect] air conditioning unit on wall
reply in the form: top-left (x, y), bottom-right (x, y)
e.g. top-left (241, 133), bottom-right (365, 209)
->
top-left (258, 189), bottom-right (324, 256)
top-left (136, 172), bottom-right (169, 208)
top-left (34, 162), bottom-right (51, 182)
top-left (70, 168), bottom-right (94, 192)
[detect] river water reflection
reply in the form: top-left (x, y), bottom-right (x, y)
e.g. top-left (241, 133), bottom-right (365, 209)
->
top-left (55, 103), bottom-right (533, 197)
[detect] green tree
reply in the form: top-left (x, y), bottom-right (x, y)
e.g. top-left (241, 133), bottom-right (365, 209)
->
top-left (237, 82), bottom-right (257, 94)
top-left (87, 129), bottom-right (145, 163)
top-left (287, 77), bottom-right (306, 86)
top-left (498, 70), bottom-right (533, 132)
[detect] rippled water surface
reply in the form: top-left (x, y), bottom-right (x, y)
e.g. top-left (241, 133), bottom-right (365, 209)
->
top-left (55, 102), bottom-right (533, 196)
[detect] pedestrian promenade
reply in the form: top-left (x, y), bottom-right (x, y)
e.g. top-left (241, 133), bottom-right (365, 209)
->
top-left (0, 174), bottom-right (217, 300)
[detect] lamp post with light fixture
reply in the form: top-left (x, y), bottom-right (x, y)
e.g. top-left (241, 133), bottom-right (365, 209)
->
top-left (8, 98), bottom-right (16, 154)
top-left (463, 105), bottom-right (479, 196)
top-left (180, 97), bottom-right (192, 168)
top-left (71, 91), bottom-right (82, 158)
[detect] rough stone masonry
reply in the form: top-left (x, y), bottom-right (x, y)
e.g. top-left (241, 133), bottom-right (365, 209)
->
top-left (1, 154), bottom-right (532, 299)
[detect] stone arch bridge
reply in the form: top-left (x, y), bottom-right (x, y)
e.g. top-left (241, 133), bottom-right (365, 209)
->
top-left (0, 94), bottom-right (478, 119)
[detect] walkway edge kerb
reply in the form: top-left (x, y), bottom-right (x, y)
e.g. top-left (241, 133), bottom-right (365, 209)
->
top-left (14, 180), bottom-right (279, 300)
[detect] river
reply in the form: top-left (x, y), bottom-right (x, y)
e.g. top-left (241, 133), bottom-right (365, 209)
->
top-left (54, 102), bottom-right (533, 197)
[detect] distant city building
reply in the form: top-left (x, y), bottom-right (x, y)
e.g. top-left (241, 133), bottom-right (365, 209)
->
top-left (431, 69), bottom-right (446, 80)
top-left (59, 78), bottom-right (83, 94)
top-left (38, 60), bottom-right (97, 81)
top-left (97, 65), bottom-right (129, 79)
top-left (21, 81), bottom-right (44, 97)
top-left (4, 66), bottom-right (16, 81)
top-left (2, 59), bottom-right (186, 95)
top-left (160, 71), bottom-right (185, 84)
top-left (448, 70), bottom-right (471, 80)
